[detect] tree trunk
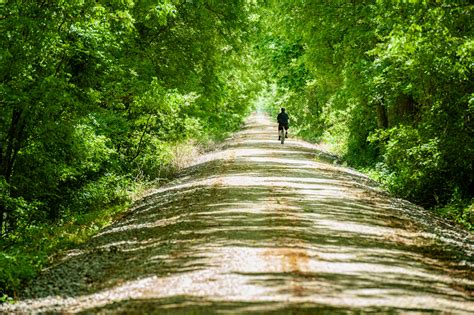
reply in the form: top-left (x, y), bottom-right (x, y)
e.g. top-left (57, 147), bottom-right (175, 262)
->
top-left (0, 108), bottom-right (26, 237)
top-left (0, 204), bottom-right (4, 239)
top-left (375, 102), bottom-right (388, 129)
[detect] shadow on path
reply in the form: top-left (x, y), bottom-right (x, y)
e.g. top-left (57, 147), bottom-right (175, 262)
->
top-left (4, 113), bottom-right (473, 314)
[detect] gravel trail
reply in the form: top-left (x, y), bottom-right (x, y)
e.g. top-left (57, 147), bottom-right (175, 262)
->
top-left (2, 112), bottom-right (473, 314)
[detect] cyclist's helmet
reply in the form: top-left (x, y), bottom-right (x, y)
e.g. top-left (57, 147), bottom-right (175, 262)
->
top-left (281, 107), bottom-right (286, 112)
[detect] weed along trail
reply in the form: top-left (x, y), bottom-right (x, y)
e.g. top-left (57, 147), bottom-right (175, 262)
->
top-left (3, 113), bottom-right (473, 313)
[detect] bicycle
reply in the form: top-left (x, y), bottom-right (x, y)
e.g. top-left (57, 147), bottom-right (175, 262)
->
top-left (279, 126), bottom-right (287, 144)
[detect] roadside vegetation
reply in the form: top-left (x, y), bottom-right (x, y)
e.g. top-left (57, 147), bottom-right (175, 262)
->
top-left (0, 0), bottom-right (261, 299)
top-left (258, 1), bottom-right (473, 230)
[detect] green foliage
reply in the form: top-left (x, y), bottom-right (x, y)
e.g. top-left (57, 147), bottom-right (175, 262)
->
top-left (0, 202), bottom-right (131, 299)
top-left (0, 251), bottom-right (36, 296)
top-left (436, 193), bottom-right (473, 230)
top-left (259, 1), bottom-right (473, 228)
top-left (0, 0), bottom-right (260, 298)
top-left (369, 126), bottom-right (444, 205)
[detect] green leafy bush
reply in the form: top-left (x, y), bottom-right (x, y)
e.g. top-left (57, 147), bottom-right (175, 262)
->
top-left (0, 252), bottom-right (36, 297)
top-left (369, 126), bottom-right (443, 205)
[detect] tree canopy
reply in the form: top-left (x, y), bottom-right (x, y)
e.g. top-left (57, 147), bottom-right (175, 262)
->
top-left (1, 0), bottom-right (260, 234)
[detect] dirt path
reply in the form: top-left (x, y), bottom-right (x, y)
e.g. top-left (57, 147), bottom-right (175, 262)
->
top-left (3, 113), bottom-right (473, 313)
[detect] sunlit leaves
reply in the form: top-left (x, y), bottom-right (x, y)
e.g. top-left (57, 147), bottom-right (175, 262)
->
top-left (0, 0), bottom-right (258, 241)
top-left (259, 0), bottom-right (473, 215)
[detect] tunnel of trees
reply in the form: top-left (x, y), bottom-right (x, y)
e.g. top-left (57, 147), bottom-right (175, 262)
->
top-left (0, 0), bottom-right (472, 299)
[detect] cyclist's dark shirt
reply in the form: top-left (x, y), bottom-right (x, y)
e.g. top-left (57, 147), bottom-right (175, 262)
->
top-left (277, 112), bottom-right (289, 125)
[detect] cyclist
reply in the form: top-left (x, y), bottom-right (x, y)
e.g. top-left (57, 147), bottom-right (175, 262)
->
top-left (277, 107), bottom-right (289, 140)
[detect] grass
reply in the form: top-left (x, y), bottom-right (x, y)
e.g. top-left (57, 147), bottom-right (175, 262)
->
top-left (0, 201), bottom-right (132, 301)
